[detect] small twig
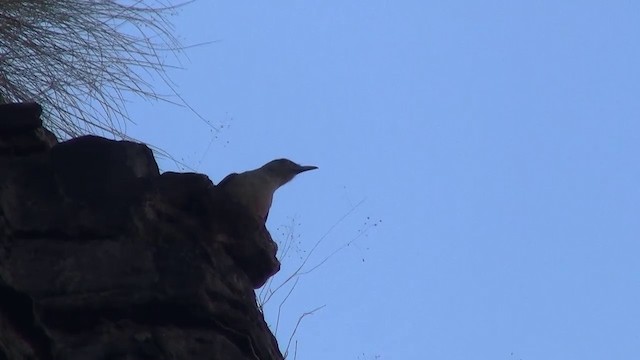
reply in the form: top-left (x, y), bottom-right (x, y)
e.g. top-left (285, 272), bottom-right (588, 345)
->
top-left (274, 277), bottom-right (299, 336)
top-left (283, 305), bottom-right (326, 359)
top-left (262, 199), bottom-right (365, 306)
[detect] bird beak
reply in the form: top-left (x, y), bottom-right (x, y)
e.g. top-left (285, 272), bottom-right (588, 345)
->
top-left (297, 165), bottom-right (318, 173)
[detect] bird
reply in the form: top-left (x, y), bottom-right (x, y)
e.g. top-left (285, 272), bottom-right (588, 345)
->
top-left (217, 158), bottom-right (318, 223)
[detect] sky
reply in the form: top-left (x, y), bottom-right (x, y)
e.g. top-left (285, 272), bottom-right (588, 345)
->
top-left (126, 1), bottom-right (640, 359)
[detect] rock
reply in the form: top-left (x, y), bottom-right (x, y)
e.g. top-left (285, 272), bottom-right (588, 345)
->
top-left (0, 102), bottom-right (43, 130)
top-left (0, 103), bottom-right (283, 360)
top-left (0, 103), bottom-right (58, 155)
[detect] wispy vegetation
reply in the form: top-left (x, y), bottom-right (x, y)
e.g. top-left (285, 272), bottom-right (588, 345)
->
top-left (0, 0), bottom-right (197, 139)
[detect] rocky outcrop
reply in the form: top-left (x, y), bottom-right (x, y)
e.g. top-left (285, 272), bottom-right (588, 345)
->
top-left (0, 103), bottom-right (283, 360)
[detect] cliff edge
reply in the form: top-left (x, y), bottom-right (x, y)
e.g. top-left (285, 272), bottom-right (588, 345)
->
top-left (0, 103), bottom-right (283, 360)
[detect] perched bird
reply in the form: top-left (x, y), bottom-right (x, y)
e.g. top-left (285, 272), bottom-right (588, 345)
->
top-left (217, 159), bottom-right (318, 222)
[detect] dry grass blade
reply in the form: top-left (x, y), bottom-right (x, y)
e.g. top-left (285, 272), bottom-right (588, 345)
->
top-left (0, 0), bottom-right (210, 142)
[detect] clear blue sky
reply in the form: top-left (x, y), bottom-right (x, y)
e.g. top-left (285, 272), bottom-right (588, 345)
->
top-left (127, 1), bottom-right (640, 359)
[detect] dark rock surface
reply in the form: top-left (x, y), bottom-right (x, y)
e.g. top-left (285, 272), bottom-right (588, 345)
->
top-left (0, 103), bottom-right (58, 156)
top-left (0, 103), bottom-right (283, 359)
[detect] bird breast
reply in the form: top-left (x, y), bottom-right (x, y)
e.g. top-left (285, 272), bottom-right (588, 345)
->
top-left (221, 170), bottom-right (280, 221)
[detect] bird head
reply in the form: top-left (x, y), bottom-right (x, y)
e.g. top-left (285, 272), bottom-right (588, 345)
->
top-left (261, 158), bottom-right (318, 186)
